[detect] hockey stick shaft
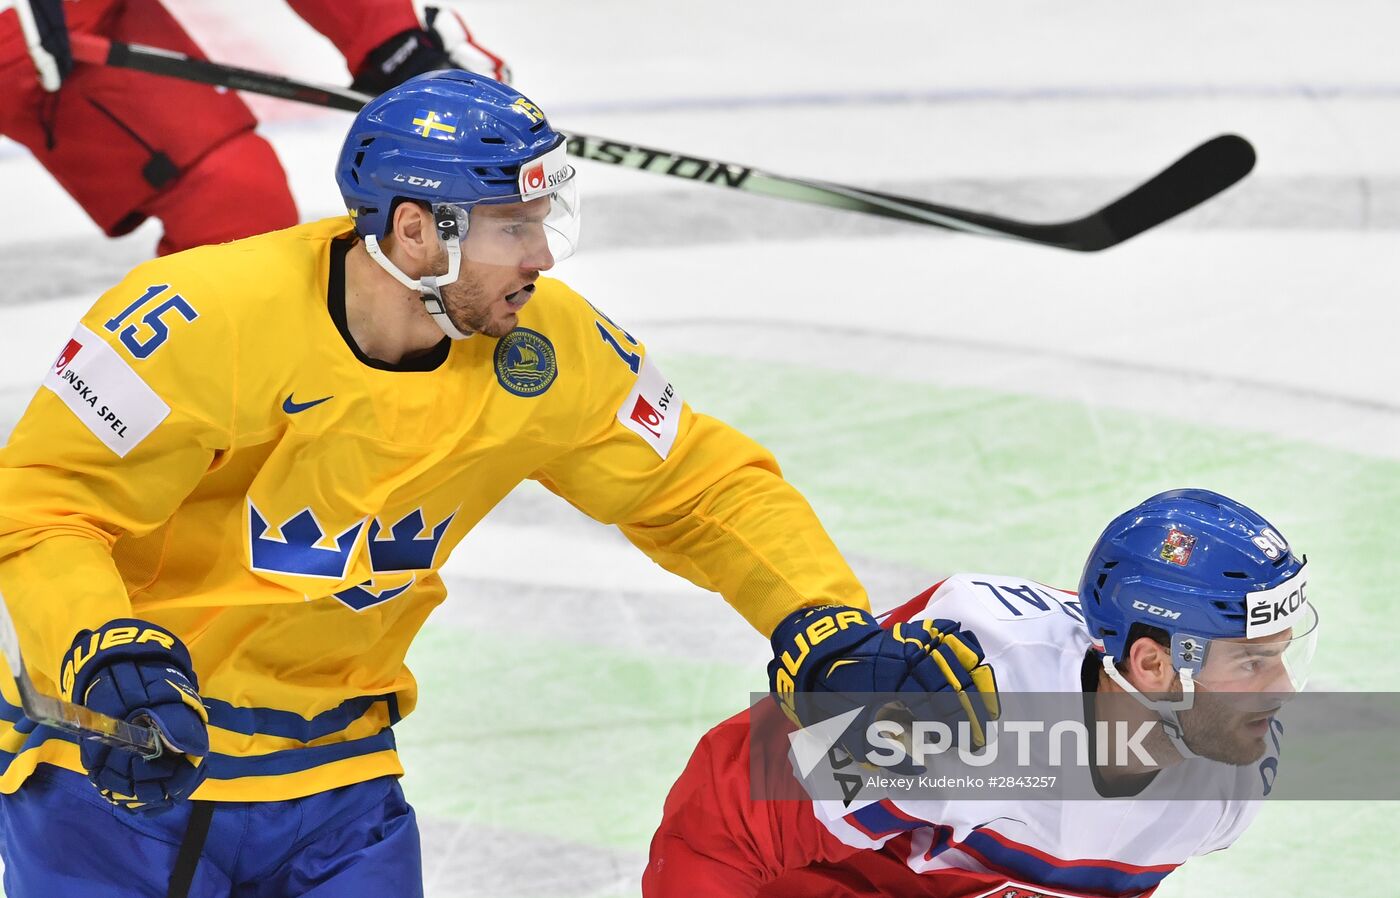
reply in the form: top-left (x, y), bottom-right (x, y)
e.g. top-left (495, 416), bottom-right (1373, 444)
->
top-left (561, 132), bottom-right (1253, 251)
top-left (0, 591), bottom-right (161, 758)
top-left (68, 33), bottom-right (1254, 250)
top-left (76, 33), bottom-right (365, 111)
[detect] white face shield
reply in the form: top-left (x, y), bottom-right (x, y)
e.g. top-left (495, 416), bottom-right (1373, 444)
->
top-left (362, 143), bottom-right (581, 339)
top-left (1173, 604), bottom-right (1320, 693)
top-left (434, 179), bottom-right (580, 270)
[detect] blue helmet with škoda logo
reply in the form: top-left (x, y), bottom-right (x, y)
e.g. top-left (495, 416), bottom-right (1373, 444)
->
top-left (1078, 488), bottom-right (1313, 680)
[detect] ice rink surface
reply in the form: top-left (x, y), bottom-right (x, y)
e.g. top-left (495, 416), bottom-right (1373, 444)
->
top-left (1, 1), bottom-right (1397, 895)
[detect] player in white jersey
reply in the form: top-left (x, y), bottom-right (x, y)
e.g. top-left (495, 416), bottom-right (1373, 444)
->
top-left (645, 489), bottom-right (1319, 897)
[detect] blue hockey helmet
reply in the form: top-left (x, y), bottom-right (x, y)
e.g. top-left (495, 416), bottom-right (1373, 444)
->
top-left (336, 70), bottom-right (575, 238)
top-left (1079, 489), bottom-right (1317, 691)
top-left (334, 71), bottom-right (580, 339)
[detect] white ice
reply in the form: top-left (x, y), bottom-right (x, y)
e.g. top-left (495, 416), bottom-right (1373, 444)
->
top-left (0, 1), bottom-right (1395, 895)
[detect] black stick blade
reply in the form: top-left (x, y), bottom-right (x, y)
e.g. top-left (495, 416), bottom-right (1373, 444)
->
top-left (1086, 134), bottom-right (1257, 251)
top-left (827, 134), bottom-right (1257, 251)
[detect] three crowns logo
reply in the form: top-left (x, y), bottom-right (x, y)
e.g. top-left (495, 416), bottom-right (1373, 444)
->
top-left (248, 500), bottom-right (456, 580)
top-left (248, 502), bottom-right (364, 580)
top-left (367, 509), bottom-right (457, 572)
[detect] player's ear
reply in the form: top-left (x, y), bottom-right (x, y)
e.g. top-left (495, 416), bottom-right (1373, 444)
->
top-left (1125, 636), bottom-right (1176, 694)
top-left (387, 201), bottom-right (434, 268)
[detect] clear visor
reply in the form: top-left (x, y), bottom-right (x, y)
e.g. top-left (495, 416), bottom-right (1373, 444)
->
top-left (1174, 602), bottom-right (1320, 692)
top-left (433, 177), bottom-right (580, 270)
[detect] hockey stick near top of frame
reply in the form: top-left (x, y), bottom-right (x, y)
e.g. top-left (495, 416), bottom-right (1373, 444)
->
top-left (0, 589), bottom-right (162, 758)
top-left (69, 33), bottom-right (1256, 252)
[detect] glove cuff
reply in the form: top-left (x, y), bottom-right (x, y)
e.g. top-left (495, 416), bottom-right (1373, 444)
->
top-left (769, 604), bottom-right (877, 654)
top-left (352, 28), bottom-right (449, 94)
top-left (60, 619), bottom-right (196, 704)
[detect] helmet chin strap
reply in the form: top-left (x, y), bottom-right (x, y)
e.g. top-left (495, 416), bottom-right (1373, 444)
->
top-left (1101, 656), bottom-right (1201, 761)
top-left (363, 232), bottom-right (473, 341)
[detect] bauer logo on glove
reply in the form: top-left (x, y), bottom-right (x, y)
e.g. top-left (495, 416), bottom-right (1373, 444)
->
top-left (59, 619), bottom-right (210, 811)
top-left (59, 624), bottom-right (177, 700)
top-left (767, 604), bottom-right (999, 769)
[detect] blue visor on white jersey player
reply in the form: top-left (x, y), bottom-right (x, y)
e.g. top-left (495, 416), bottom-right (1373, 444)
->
top-left (1171, 595), bottom-right (1319, 693)
top-left (1105, 561), bottom-right (1318, 709)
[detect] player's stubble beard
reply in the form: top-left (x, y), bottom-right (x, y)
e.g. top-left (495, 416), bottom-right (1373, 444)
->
top-left (430, 249), bottom-right (520, 339)
top-left (441, 275), bottom-right (514, 338)
top-left (1177, 689), bottom-right (1276, 765)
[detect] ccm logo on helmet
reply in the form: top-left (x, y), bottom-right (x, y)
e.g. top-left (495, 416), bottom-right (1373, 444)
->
top-left (1132, 600), bottom-right (1182, 620)
top-left (393, 173), bottom-right (444, 189)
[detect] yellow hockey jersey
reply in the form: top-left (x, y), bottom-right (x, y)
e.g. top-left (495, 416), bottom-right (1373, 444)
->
top-left (0, 217), bottom-right (867, 801)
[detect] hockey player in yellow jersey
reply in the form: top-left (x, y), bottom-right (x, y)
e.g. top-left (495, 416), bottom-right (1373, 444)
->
top-left (0, 72), bottom-right (991, 896)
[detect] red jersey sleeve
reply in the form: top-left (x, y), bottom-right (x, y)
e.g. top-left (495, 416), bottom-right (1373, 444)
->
top-left (644, 701), bottom-right (864, 897)
top-left (284, 0), bottom-right (420, 76)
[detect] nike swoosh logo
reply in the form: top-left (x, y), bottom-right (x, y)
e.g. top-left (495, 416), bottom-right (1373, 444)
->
top-left (282, 394), bottom-right (333, 414)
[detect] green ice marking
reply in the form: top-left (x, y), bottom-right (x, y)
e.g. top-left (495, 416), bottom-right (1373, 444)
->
top-left (663, 354), bottom-right (1400, 688)
top-left (659, 354), bottom-right (1395, 898)
top-left (398, 624), bottom-right (756, 850)
top-left (398, 354), bottom-right (1394, 889)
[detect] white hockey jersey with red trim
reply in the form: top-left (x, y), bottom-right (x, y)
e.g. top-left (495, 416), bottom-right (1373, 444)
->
top-left (807, 573), bottom-right (1273, 897)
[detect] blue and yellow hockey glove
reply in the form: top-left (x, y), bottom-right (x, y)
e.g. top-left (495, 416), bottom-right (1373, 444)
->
top-left (768, 605), bottom-right (999, 767)
top-left (60, 619), bottom-right (209, 811)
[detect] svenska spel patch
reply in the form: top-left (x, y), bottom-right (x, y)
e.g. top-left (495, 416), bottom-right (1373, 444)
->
top-left (618, 356), bottom-right (681, 459)
top-left (42, 324), bottom-right (170, 457)
top-left (517, 143), bottom-right (572, 199)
